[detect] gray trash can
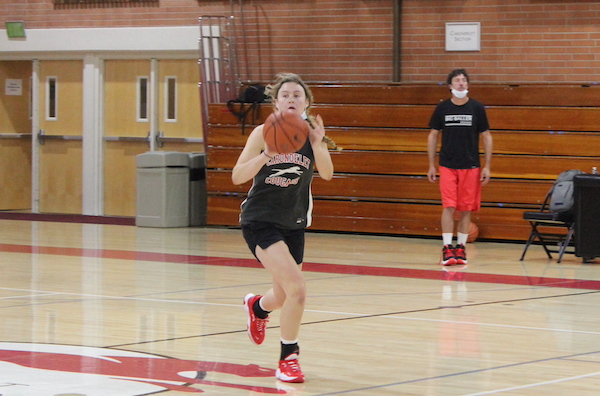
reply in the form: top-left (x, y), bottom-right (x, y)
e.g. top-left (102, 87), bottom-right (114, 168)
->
top-left (188, 153), bottom-right (207, 227)
top-left (136, 151), bottom-right (190, 227)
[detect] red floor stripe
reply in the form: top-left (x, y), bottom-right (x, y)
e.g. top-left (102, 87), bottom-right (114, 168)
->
top-left (0, 212), bottom-right (135, 225)
top-left (2, 243), bottom-right (600, 291)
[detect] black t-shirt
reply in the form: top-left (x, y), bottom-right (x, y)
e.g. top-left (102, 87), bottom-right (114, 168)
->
top-left (428, 98), bottom-right (490, 169)
top-left (240, 139), bottom-right (315, 229)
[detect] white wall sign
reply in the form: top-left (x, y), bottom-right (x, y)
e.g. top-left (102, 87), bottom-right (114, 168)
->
top-left (5, 78), bottom-right (22, 95)
top-left (445, 22), bottom-right (480, 51)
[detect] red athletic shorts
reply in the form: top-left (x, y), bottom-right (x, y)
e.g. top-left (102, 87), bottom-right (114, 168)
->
top-left (439, 166), bottom-right (481, 211)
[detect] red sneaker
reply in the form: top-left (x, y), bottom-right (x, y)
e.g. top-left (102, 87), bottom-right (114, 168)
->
top-left (243, 293), bottom-right (268, 345)
top-left (276, 354), bottom-right (305, 383)
top-left (454, 244), bottom-right (468, 265)
top-left (441, 244), bottom-right (457, 266)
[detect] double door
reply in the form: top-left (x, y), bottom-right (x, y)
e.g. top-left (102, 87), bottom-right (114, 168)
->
top-left (0, 58), bottom-right (203, 216)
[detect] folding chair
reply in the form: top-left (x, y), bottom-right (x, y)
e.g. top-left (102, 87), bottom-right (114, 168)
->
top-left (520, 188), bottom-right (575, 263)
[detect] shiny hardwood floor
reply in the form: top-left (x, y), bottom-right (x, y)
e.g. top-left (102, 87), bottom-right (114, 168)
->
top-left (1, 218), bottom-right (599, 395)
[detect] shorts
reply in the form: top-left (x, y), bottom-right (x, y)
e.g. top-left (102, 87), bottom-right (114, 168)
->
top-left (241, 221), bottom-right (305, 265)
top-left (439, 166), bottom-right (481, 212)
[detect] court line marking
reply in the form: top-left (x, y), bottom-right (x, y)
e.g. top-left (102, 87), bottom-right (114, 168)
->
top-left (317, 351), bottom-right (600, 395)
top-left (2, 287), bottom-right (599, 338)
top-left (387, 316), bottom-right (600, 335)
top-left (301, 289), bottom-right (600, 333)
top-left (2, 285), bottom-right (590, 348)
top-left (0, 287), bottom-right (232, 306)
top-left (3, 244), bottom-right (600, 350)
top-left (464, 370), bottom-right (600, 395)
top-left (4, 287), bottom-right (599, 362)
top-left (0, 292), bottom-right (61, 300)
top-left (2, 242), bottom-right (600, 290)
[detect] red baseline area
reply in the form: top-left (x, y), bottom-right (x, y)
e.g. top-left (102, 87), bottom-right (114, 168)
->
top-left (1, 243), bottom-right (599, 290)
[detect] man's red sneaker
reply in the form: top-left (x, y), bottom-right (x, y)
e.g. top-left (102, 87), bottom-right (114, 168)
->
top-left (454, 244), bottom-right (468, 265)
top-left (441, 244), bottom-right (457, 266)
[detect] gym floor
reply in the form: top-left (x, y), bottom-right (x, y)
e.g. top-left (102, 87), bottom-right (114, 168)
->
top-left (0, 219), bottom-right (599, 395)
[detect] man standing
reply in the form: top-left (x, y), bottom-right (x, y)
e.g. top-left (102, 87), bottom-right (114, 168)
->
top-left (427, 69), bottom-right (493, 266)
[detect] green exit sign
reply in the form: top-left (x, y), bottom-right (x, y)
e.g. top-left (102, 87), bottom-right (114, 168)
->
top-left (5, 21), bottom-right (26, 38)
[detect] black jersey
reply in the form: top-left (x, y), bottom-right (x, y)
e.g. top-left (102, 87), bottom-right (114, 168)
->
top-left (240, 139), bottom-right (315, 229)
top-left (428, 98), bottom-right (490, 169)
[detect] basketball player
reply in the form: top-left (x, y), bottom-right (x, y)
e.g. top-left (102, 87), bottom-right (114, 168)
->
top-left (232, 73), bottom-right (334, 383)
top-left (427, 69), bottom-right (493, 266)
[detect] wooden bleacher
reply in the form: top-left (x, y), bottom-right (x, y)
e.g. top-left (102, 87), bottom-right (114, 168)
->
top-left (205, 83), bottom-right (600, 241)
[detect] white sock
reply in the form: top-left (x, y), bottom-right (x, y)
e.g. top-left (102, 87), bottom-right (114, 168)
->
top-left (457, 232), bottom-right (468, 246)
top-left (442, 233), bottom-right (453, 246)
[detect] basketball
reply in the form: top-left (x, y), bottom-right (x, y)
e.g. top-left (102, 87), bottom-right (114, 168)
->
top-left (263, 110), bottom-right (309, 154)
top-left (467, 222), bottom-right (479, 243)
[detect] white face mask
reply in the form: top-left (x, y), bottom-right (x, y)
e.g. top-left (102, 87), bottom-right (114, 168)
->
top-left (451, 89), bottom-right (468, 99)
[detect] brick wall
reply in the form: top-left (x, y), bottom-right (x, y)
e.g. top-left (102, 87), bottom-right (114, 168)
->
top-left (230, 1), bottom-right (394, 83)
top-left (3, 0), bottom-right (600, 83)
top-left (401, 0), bottom-right (600, 83)
top-left (1, 0), bottom-right (221, 28)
